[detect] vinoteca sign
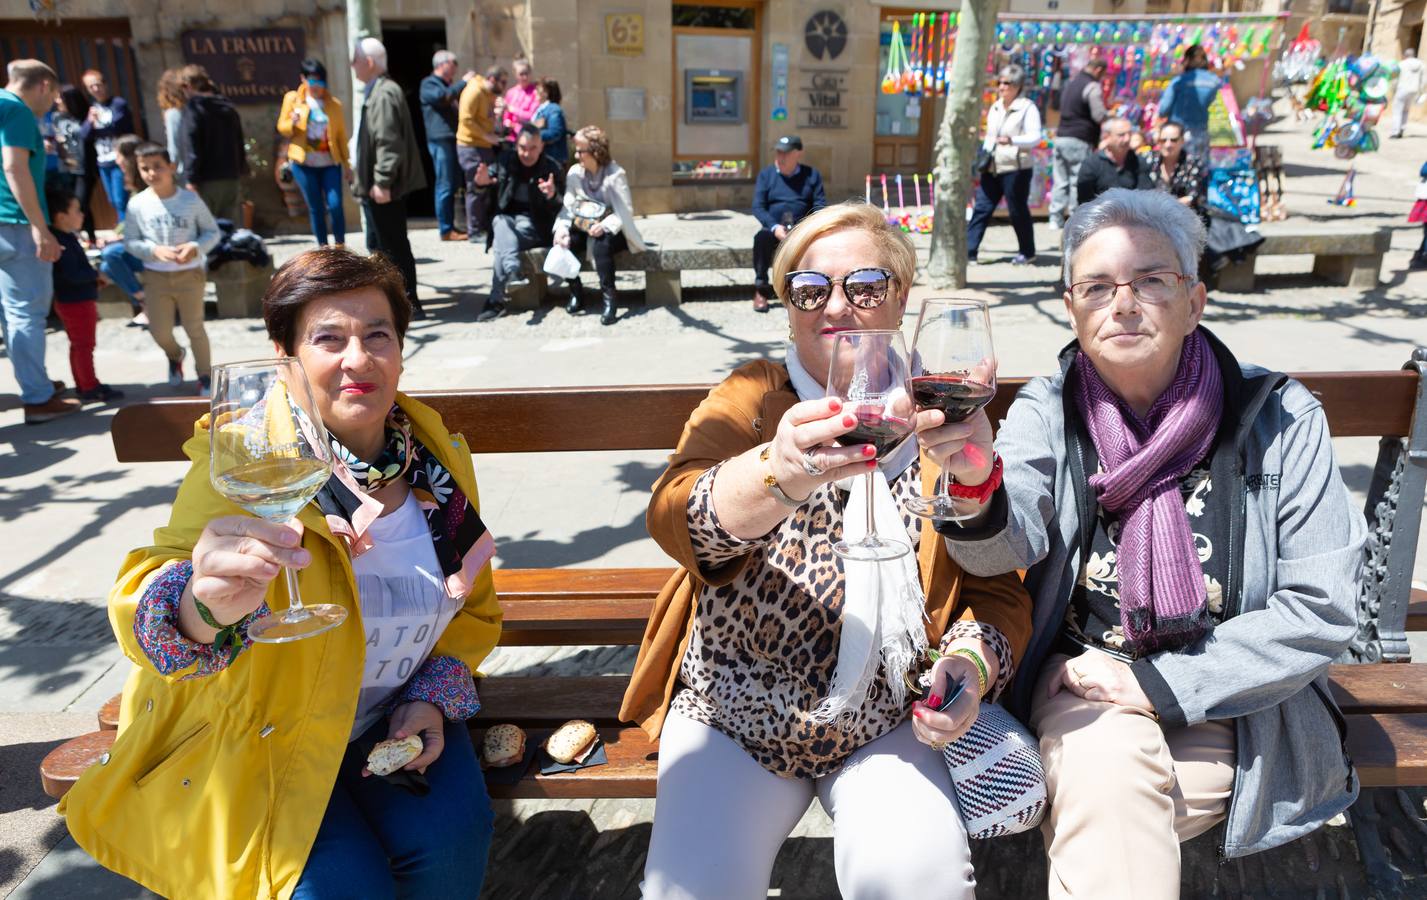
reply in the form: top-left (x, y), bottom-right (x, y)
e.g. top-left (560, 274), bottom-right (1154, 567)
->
top-left (181, 28), bottom-right (305, 104)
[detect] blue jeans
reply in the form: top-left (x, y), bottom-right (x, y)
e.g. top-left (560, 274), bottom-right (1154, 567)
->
top-left (0, 223), bottom-right (57, 404)
top-left (291, 163), bottom-right (347, 245)
top-left (292, 718), bottom-right (493, 898)
top-left (427, 138), bottom-right (460, 235)
top-left (100, 242), bottom-right (145, 309)
top-left (97, 161), bottom-right (129, 222)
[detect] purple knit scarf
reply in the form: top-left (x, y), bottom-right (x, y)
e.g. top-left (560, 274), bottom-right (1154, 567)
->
top-left (1075, 329), bottom-right (1223, 651)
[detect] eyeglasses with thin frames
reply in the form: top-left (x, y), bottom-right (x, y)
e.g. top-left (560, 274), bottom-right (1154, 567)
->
top-left (784, 267), bottom-right (897, 311)
top-left (1068, 271), bottom-right (1192, 309)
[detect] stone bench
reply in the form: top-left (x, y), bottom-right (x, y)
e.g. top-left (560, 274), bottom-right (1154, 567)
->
top-left (509, 243), bottom-right (755, 310)
top-left (1216, 226), bottom-right (1391, 292)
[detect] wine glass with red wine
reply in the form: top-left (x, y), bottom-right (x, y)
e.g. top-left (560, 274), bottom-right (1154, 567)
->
top-left (904, 298), bottom-right (997, 522)
top-left (825, 329), bottom-right (915, 561)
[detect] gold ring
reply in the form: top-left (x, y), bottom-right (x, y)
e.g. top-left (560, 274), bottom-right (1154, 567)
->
top-left (931, 740), bottom-right (948, 752)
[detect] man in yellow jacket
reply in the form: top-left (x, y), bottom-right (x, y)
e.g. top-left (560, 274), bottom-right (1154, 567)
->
top-left (457, 66), bottom-right (507, 244)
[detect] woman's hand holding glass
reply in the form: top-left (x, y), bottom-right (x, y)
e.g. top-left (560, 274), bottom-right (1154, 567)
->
top-left (913, 404), bottom-right (997, 487)
top-left (766, 397), bottom-right (879, 502)
top-left (180, 516), bottom-right (311, 642)
top-left (911, 653), bottom-right (983, 748)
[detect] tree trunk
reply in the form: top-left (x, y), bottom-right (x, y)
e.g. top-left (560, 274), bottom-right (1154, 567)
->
top-left (926, 0), bottom-right (1002, 289)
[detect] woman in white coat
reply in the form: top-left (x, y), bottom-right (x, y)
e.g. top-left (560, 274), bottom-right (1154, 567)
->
top-left (554, 125), bottom-right (645, 325)
top-left (966, 64), bottom-right (1043, 265)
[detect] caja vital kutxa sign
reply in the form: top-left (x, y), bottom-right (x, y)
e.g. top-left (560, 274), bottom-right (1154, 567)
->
top-left (181, 29), bottom-right (306, 104)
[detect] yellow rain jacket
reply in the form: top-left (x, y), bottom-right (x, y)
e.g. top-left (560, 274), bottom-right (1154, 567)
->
top-left (277, 82), bottom-right (349, 167)
top-left (60, 394), bottom-right (502, 899)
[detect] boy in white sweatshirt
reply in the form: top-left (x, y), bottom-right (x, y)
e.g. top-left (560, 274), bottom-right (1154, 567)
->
top-left (124, 142), bottom-right (220, 395)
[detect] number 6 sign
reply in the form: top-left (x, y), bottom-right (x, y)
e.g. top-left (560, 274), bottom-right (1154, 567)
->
top-left (606, 13), bottom-right (644, 57)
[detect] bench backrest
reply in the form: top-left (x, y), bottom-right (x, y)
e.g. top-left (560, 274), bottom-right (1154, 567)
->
top-left (110, 360), bottom-right (1427, 662)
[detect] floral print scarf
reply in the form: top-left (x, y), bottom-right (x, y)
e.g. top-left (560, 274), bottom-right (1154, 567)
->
top-left (315, 406), bottom-right (495, 599)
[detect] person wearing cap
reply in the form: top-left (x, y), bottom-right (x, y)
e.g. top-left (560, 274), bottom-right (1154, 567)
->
top-left (750, 135), bottom-right (825, 312)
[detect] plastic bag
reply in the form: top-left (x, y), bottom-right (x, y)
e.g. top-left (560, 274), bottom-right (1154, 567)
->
top-left (543, 244), bottom-right (582, 279)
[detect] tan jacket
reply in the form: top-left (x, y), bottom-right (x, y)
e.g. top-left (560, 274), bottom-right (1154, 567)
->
top-left (456, 77), bottom-right (498, 148)
top-left (619, 360), bottom-right (1033, 738)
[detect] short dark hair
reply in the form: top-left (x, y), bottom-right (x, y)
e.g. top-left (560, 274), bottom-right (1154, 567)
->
top-left (59, 84), bottom-right (90, 120)
top-left (45, 186), bottom-right (77, 215)
top-left (539, 78), bottom-right (561, 104)
top-left (1085, 57), bottom-right (1108, 74)
top-left (262, 247), bottom-right (412, 354)
top-left (181, 64), bottom-right (216, 93)
top-left (517, 122), bottom-right (542, 142)
top-left (134, 142), bottom-right (170, 163)
top-left (300, 58), bottom-right (327, 81)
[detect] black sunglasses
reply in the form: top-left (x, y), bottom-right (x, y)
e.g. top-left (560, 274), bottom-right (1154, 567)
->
top-left (784, 267), bottom-right (896, 311)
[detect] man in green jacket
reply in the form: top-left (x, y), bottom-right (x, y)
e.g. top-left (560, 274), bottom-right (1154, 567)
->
top-left (352, 37), bottom-right (428, 318)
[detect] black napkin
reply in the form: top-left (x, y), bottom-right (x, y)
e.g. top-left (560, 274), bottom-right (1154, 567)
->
top-left (482, 738), bottom-right (539, 785)
top-left (537, 736), bottom-right (608, 775)
top-left (352, 730), bottom-right (430, 797)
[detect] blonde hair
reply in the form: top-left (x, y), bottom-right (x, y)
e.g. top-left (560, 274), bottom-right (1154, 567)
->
top-left (157, 68), bottom-right (185, 111)
top-left (771, 201), bottom-right (917, 305)
top-left (575, 125), bottom-right (611, 167)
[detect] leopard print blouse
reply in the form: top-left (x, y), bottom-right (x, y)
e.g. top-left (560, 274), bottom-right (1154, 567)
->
top-left (669, 461), bottom-right (1014, 779)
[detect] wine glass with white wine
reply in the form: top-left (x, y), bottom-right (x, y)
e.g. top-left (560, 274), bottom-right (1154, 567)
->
top-left (209, 358), bottom-right (346, 643)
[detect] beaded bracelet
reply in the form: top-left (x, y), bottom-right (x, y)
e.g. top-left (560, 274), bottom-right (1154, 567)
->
top-left (948, 647), bottom-right (990, 697)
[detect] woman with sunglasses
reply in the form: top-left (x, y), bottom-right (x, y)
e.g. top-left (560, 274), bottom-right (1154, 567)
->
top-left (625, 201), bottom-right (1031, 899)
top-left (933, 189), bottom-right (1364, 896)
top-left (967, 64), bottom-right (1042, 266)
top-left (1146, 121), bottom-right (1208, 229)
top-left (277, 58), bottom-right (350, 246)
top-left (553, 125), bottom-right (644, 325)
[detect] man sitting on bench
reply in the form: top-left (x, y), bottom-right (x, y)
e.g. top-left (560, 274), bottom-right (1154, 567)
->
top-left (472, 122), bottom-right (564, 322)
top-left (935, 189), bottom-right (1366, 895)
top-left (750, 134), bottom-right (825, 313)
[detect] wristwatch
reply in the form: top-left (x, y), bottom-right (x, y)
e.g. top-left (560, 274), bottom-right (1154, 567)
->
top-left (947, 455), bottom-right (1003, 505)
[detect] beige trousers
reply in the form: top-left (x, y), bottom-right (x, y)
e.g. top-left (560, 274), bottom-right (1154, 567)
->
top-left (1029, 655), bottom-right (1236, 899)
top-left (144, 267), bottom-right (210, 379)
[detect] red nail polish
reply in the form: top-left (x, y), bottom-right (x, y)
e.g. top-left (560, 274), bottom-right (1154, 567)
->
top-left (862, 445), bottom-right (876, 457)
top-left (829, 399), bottom-right (842, 412)
top-left (927, 694), bottom-right (943, 709)
top-left (843, 415), bottom-right (855, 427)
top-left (866, 460), bottom-right (877, 468)
top-left (913, 709), bottom-right (923, 719)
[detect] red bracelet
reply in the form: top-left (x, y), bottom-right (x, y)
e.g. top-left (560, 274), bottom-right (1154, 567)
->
top-left (947, 455), bottom-right (1002, 503)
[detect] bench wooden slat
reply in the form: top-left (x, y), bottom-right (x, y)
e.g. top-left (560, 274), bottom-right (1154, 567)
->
top-left (1347, 713), bottom-right (1427, 787)
top-left (1327, 664), bottom-right (1427, 714)
top-left (476, 727), bottom-right (658, 799)
top-left (494, 568), bottom-right (671, 601)
top-left (110, 372), bottom-right (1418, 464)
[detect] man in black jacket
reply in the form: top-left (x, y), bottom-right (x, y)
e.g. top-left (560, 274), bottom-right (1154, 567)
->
top-left (1050, 57), bottom-right (1106, 230)
top-left (472, 123), bottom-right (564, 322)
top-left (420, 50), bottom-right (474, 241)
top-left (179, 65), bottom-right (246, 222)
top-left (1076, 117), bottom-right (1151, 206)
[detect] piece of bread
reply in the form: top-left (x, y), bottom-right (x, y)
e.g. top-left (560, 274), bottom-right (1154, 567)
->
top-left (366, 734), bottom-right (423, 776)
top-left (482, 724), bottom-right (527, 767)
top-left (545, 719), bottom-right (598, 764)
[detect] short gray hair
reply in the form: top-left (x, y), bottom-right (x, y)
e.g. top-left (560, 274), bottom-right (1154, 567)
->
top-left (354, 37), bottom-right (388, 73)
top-left (997, 64), bottom-right (1025, 89)
top-left (1062, 189), bottom-right (1206, 287)
top-left (432, 49), bottom-right (456, 68)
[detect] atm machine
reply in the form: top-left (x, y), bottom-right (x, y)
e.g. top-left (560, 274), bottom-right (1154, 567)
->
top-left (684, 69), bottom-right (744, 124)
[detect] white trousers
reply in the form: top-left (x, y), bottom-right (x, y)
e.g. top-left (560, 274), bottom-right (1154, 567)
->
top-left (1392, 91), bottom-right (1416, 137)
top-left (641, 709), bottom-right (976, 900)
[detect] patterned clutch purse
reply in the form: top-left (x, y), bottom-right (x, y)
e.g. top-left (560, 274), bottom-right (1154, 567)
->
top-left (571, 198), bottom-right (610, 233)
top-left (943, 702), bottom-right (1047, 839)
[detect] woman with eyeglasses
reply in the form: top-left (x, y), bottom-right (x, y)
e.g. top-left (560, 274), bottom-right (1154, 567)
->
top-left (277, 58), bottom-right (350, 246)
top-left (967, 64), bottom-right (1042, 266)
top-left (934, 189), bottom-right (1364, 896)
top-left (553, 125), bottom-right (644, 325)
top-left (1146, 121), bottom-right (1208, 228)
top-left (625, 201), bottom-right (1031, 899)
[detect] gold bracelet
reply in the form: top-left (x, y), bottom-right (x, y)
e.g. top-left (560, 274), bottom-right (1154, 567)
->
top-left (759, 445), bottom-right (804, 508)
top-left (948, 648), bottom-right (990, 697)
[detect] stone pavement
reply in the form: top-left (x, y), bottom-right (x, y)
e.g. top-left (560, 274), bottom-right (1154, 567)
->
top-left (4, 103), bottom-right (1427, 896)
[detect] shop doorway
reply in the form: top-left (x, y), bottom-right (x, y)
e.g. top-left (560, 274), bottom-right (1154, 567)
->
top-left (873, 11), bottom-right (941, 176)
top-left (672, 2), bottom-right (762, 181)
top-left (378, 20), bottom-right (445, 219)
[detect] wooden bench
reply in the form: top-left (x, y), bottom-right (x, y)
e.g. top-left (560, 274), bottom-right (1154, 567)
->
top-left (508, 242), bottom-right (754, 310)
top-left (1215, 224), bottom-right (1392, 292)
top-left (41, 360), bottom-right (1427, 810)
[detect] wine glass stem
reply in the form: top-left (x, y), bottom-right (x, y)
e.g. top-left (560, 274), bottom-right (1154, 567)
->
top-left (283, 566), bottom-right (306, 616)
top-left (863, 470), bottom-right (877, 543)
top-left (935, 470), bottom-right (950, 505)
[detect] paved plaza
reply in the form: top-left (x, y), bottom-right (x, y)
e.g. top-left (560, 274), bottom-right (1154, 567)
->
top-left (4, 108), bottom-right (1427, 896)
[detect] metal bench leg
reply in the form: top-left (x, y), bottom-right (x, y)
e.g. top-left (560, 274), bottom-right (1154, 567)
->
top-left (644, 271), bottom-right (682, 307)
top-left (1313, 254), bottom-right (1383, 289)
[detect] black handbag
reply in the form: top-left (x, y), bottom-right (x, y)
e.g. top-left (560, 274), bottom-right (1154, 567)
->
top-left (972, 146), bottom-right (995, 179)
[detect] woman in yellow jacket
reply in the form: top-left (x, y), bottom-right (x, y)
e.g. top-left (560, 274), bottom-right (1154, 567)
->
top-left (277, 59), bottom-right (349, 246)
top-left (61, 247), bottom-right (502, 899)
